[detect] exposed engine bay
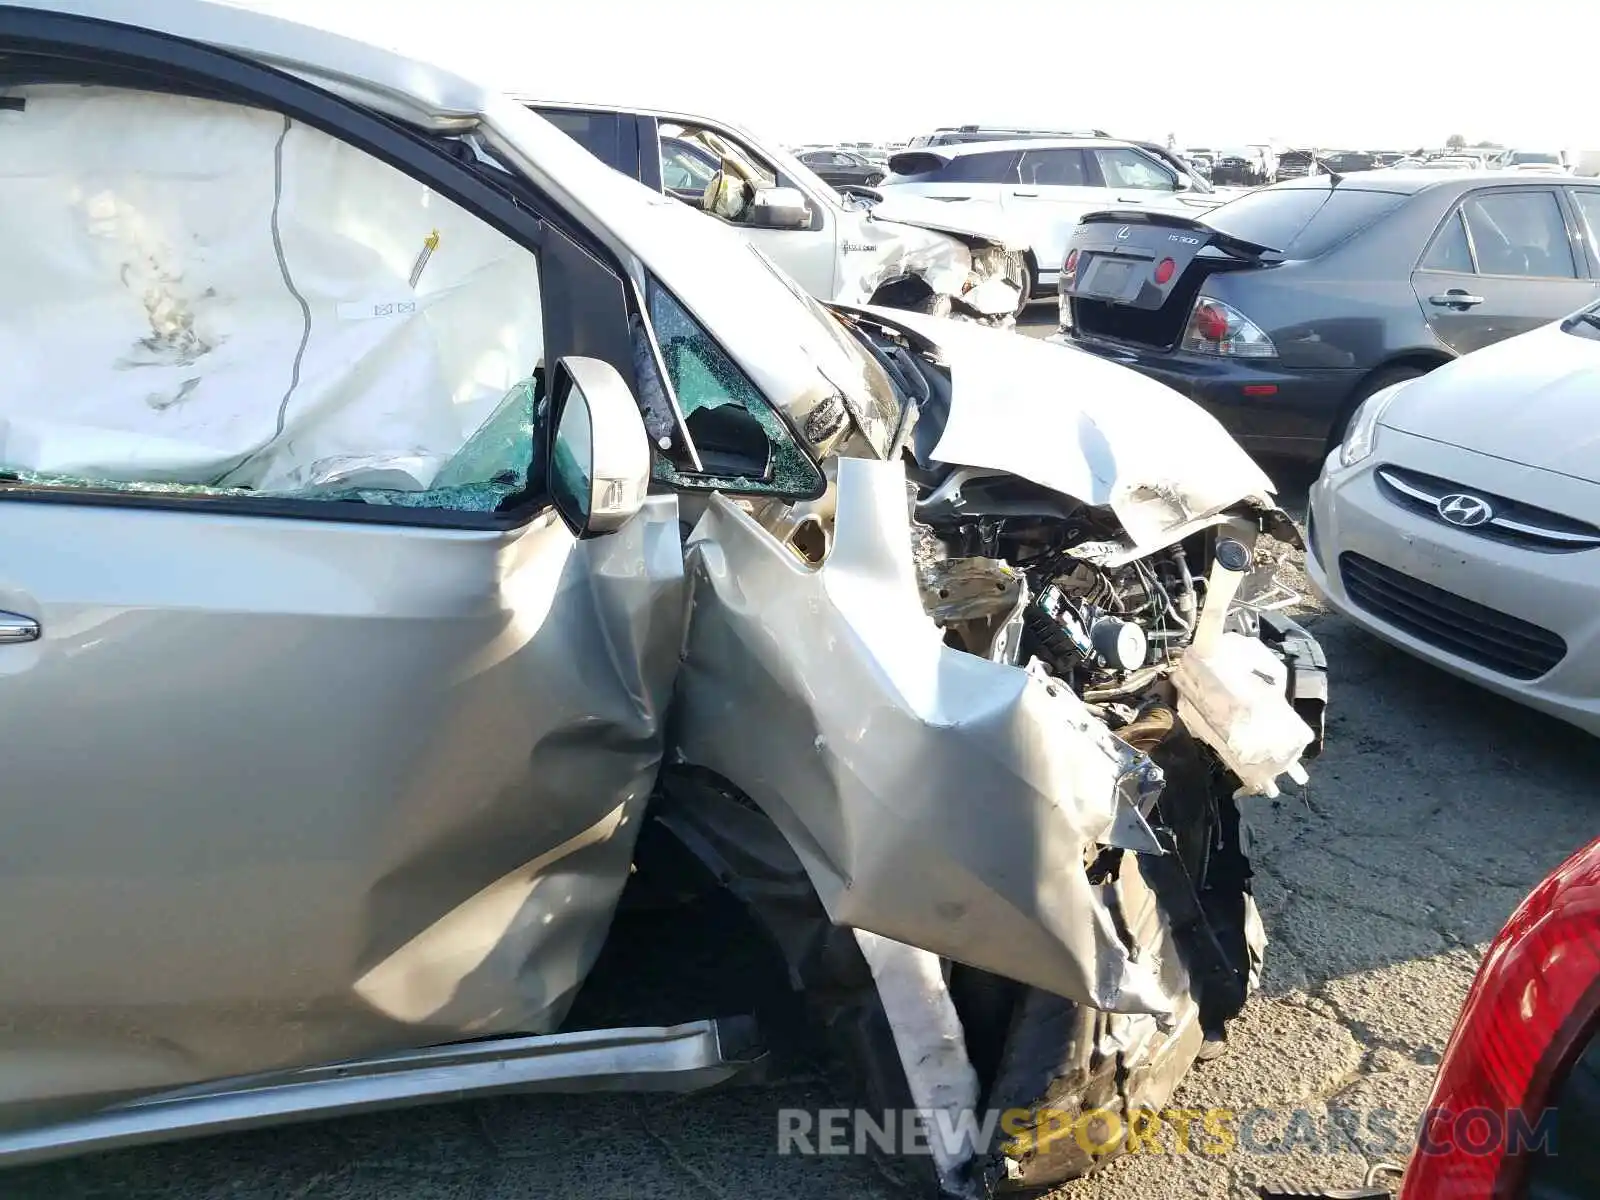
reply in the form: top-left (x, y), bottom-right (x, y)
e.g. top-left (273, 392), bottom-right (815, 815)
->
top-left (850, 308), bottom-right (1323, 770)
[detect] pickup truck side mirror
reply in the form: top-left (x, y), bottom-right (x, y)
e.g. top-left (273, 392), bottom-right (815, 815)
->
top-left (743, 186), bottom-right (811, 230)
top-left (547, 357), bottom-right (651, 538)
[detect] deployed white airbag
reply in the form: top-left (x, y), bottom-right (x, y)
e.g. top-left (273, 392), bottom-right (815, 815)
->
top-left (0, 88), bottom-right (544, 492)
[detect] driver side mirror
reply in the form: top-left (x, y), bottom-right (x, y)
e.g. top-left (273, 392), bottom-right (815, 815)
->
top-left (547, 357), bottom-right (651, 538)
top-left (743, 186), bottom-right (811, 230)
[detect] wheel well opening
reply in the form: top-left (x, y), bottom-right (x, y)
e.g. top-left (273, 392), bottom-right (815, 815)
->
top-left (1325, 352), bottom-right (1451, 450)
top-left (867, 274), bottom-right (936, 309)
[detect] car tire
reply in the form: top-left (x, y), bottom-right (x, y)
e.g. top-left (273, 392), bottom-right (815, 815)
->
top-left (971, 711), bottom-right (1262, 1192)
top-left (865, 172), bottom-right (885, 187)
top-left (1325, 364), bottom-right (1430, 453)
top-left (1012, 257), bottom-right (1034, 320)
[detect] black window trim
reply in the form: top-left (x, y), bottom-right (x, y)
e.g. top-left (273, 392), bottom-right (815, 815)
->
top-left (0, 6), bottom-right (646, 532)
top-left (1563, 185), bottom-right (1600, 277)
top-left (1418, 207), bottom-right (1479, 275)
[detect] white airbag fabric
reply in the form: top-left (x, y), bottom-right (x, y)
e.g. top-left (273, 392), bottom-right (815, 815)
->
top-left (0, 88), bottom-right (543, 491)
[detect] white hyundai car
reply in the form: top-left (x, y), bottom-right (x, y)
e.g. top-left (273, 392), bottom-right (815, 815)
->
top-left (1309, 301), bottom-right (1600, 734)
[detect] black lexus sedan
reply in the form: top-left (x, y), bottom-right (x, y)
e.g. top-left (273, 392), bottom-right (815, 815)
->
top-left (1053, 173), bottom-right (1600, 459)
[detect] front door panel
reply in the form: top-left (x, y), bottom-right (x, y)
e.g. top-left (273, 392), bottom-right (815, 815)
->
top-left (0, 497), bottom-right (684, 1128)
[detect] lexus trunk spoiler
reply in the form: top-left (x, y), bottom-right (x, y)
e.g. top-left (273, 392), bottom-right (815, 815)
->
top-left (1076, 209), bottom-right (1285, 262)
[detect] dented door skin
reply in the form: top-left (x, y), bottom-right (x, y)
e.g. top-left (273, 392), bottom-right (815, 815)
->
top-left (0, 38), bottom-right (687, 1129)
top-left (0, 497), bottom-right (685, 1129)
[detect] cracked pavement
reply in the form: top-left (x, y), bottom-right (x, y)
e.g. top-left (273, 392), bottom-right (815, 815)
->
top-left (6, 433), bottom-right (1597, 1200)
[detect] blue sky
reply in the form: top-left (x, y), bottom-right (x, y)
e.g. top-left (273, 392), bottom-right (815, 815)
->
top-left (243, 0), bottom-right (1590, 151)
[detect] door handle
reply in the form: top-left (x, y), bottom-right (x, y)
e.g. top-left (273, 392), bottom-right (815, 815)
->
top-left (1429, 291), bottom-right (1484, 308)
top-left (1011, 190), bottom-right (1039, 197)
top-left (0, 611), bottom-right (39, 644)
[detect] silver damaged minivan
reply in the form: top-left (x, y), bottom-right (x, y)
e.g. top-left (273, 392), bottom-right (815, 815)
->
top-left (0, 2), bottom-right (1326, 1194)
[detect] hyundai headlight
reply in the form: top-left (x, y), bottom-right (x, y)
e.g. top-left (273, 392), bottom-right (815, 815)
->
top-left (1338, 383), bottom-right (1406, 468)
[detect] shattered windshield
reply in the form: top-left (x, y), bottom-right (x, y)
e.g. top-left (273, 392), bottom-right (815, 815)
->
top-left (743, 245), bottom-right (902, 457)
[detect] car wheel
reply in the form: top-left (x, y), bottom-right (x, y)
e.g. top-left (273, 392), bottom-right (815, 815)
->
top-left (1012, 257), bottom-right (1034, 320)
top-left (866, 172), bottom-right (884, 187)
top-left (1325, 364), bottom-right (1430, 452)
top-left (972, 710), bottom-right (1261, 1190)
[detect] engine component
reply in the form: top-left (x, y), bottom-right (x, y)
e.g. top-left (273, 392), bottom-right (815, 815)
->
top-left (1023, 583), bottom-right (1097, 678)
top-left (1172, 541), bottom-right (1315, 798)
top-left (1192, 537), bottom-right (1251, 655)
top-left (1023, 582), bottom-right (1151, 682)
top-left (1090, 615), bottom-right (1147, 672)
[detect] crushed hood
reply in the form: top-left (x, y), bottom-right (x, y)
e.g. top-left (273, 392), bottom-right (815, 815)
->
top-left (863, 193), bottom-right (1024, 250)
top-left (866, 309), bottom-right (1279, 553)
top-left (1381, 320), bottom-right (1600, 485)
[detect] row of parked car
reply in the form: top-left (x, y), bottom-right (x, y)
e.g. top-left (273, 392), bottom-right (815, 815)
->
top-left (1053, 168), bottom-right (1600, 735)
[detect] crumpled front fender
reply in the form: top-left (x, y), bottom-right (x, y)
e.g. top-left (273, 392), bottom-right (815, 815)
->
top-left (839, 219), bottom-right (1021, 317)
top-left (671, 457), bottom-right (1176, 1018)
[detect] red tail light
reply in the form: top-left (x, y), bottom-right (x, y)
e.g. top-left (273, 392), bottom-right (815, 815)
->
top-left (1193, 300), bottom-right (1230, 342)
top-left (1064, 249), bottom-right (1080, 277)
top-left (1154, 257), bottom-right (1176, 285)
top-left (1399, 836), bottom-right (1600, 1200)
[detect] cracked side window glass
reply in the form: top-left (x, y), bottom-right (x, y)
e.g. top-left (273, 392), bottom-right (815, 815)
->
top-left (645, 282), bottom-right (822, 497)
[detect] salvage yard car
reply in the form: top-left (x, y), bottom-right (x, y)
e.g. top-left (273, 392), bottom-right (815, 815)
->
top-left (1309, 302), bottom-right (1600, 736)
top-left (796, 146), bottom-right (887, 189)
top-left (1054, 173), bottom-right (1600, 460)
top-left (1210, 148), bottom-right (1268, 187)
top-left (0, 2), bottom-right (1325, 1195)
top-left (880, 137), bottom-right (1227, 308)
top-left (527, 101), bottom-right (1031, 320)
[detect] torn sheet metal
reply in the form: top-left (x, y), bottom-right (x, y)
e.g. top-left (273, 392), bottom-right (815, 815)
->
top-left (673, 456), bottom-right (1176, 1017)
top-left (866, 192), bottom-right (1025, 251)
top-left (852, 932), bottom-right (982, 1192)
top-left (0, 87), bottom-right (542, 492)
top-left (867, 309), bottom-right (1281, 555)
top-left (957, 274), bottom-right (1024, 318)
top-left (987, 850), bottom-right (1205, 1189)
top-left (827, 192), bottom-right (1023, 315)
top-left (835, 222), bottom-right (972, 308)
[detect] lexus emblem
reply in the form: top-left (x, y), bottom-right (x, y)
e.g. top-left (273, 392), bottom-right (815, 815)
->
top-left (1115, 225), bottom-right (1132, 241)
top-left (1437, 493), bottom-right (1493, 527)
